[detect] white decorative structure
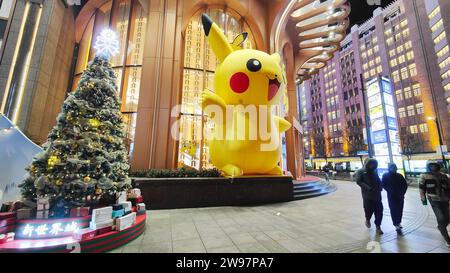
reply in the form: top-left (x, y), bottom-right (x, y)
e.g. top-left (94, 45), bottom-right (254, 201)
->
top-left (93, 29), bottom-right (120, 58)
top-left (0, 113), bottom-right (42, 203)
top-left (290, 0), bottom-right (351, 82)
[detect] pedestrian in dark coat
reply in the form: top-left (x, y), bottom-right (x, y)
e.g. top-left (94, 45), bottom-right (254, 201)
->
top-left (382, 163), bottom-right (408, 234)
top-left (355, 158), bottom-right (384, 235)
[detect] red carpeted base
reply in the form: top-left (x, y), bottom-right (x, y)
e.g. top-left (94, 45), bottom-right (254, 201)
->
top-left (0, 215), bottom-right (146, 253)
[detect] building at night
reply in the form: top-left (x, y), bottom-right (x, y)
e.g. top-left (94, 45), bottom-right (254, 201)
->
top-left (0, 0), bottom-right (352, 178)
top-left (301, 0), bottom-right (450, 172)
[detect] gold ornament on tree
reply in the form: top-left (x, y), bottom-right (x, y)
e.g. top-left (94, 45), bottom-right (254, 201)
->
top-left (88, 118), bottom-right (101, 128)
top-left (47, 155), bottom-right (60, 168)
top-left (83, 176), bottom-right (91, 183)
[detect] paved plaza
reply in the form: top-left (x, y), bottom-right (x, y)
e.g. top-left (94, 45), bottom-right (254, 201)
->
top-left (111, 180), bottom-right (450, 253)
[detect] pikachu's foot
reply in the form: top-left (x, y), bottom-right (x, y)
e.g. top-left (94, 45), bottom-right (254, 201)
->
top-left (267, 166), bottom-right (283, 175)
top-left (222, 164), bottom-right (243, 177)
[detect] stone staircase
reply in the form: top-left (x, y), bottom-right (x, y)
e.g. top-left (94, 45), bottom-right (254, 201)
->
top-left (293, 178), bottom-right (337, 200)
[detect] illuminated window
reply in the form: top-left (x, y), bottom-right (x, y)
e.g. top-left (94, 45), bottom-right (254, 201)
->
top-left (437, 45), bottom-right (449, 58)
top-left (398, 55), bottom-right (406, 64)
top-left (397, 45), bottom-right (404, 54)
top-left (409, 64), bottom-right (417, 77)
top-left (367, 49), bottom-right (373, 56)
top-left (413, 84), bottom-right (421, 96)
top-left (390, 59), bottom-right (398, 67)
top-left (392, 70), bottom-right (400, 82)
top-left (404, 87), bottom-right (412, 99)
top-left (439, 56), bottom-right (450, 69)
top-left (431, 19), bottom-right (443, 33)
top-left (444, 83), bottom-right (450, 91)
top-left (375, 57), bottom-right (381, 64)
top-left (400, 20), bottom-right (408, 28)
top-left (402, 29), bottom-right (409, 38)
top-left (434, 31), bottom-right (446, 45)
top-left (410, 125), bottom-right (418, 134)
top-left (401, 67), bottom-right (409, 80)
top-left (72, 0), bottom-right (147, 156)
top-left (406, 51), bottom-right (414, 61)
top-left (386, 37), bottom-right (394, 46)
top-left (385, 28), bottom-right (392, 36)
top-left (389, 49), bottom-right (396, 57)
top-left (396, 89), bottom-right (403, 101)
top-left (428, 6), bottom-right (441, 20)
top-left (398, 107), bottom-right (406, 118)
top-left (442, 70), bottom-right (450, 80)
top-left (419, 123), bottom-right (428, 133)
top-left (373, 45), bottom-right (379, 53)
top-left (376, 66), bottom-right (382, 74)
top-left (405, 41), bottom-right (412, 50)
top-left (179, 9), bottom-right (254, 169)
top-left (416, 103), bottom-right (424, 115)
top-left (395, 33), bottom-right (402, 41)
top-left (407, 105), bottom-right (415, 116)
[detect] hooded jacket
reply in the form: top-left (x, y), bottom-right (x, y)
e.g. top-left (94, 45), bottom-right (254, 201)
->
top-left (382, 165), bottom-right (408, 199)
top-left (355, 159), bottom-right (383, 201)
top-left (419, 162), bottom-right (450, 202)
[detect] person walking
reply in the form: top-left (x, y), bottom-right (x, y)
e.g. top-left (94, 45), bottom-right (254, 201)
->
top-left (419, 161), bottom-right (450, 247)
top-left (355, 158), bottom-right (384, 235)
top-left (323, 164), bottom-right (331, 183)
top-left (382, 163), bottom-right (408, 235)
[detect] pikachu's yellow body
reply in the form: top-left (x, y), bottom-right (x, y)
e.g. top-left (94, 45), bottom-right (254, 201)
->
top-left (201, 14), bottom-right (291, 177)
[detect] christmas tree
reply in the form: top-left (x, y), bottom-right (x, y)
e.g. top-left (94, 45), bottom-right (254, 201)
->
top-left (19, 29), bottom-right (131, 213)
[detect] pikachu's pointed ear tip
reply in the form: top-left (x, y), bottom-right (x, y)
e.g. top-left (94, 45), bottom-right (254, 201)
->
top-left (202, 13), bottom-right (213, 36)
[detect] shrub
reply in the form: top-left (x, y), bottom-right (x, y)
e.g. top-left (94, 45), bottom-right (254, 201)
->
top-left (130, 167), bottom-right (222, 178)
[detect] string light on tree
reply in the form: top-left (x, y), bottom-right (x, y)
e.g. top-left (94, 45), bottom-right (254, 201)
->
top-left (94, 29), bottom-right (120, 58)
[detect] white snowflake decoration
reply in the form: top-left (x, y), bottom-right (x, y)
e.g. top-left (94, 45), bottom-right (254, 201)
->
top-left (94, 29), bottom-right (120, 58)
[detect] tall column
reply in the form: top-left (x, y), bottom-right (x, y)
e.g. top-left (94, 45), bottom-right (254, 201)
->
top-left (132, 0), bottom-right (183, 170)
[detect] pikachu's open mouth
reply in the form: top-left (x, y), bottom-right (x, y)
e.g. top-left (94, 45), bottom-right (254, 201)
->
top-left (268, 77), bottom-right (281, 101)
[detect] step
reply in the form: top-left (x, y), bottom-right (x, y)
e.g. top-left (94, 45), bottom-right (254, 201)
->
top-left (293, 182), bottom-right (337, 201)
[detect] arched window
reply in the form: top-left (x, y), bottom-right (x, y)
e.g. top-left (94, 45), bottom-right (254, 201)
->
top-left (72, 0), bottom-right (147, 158)
top-left (178, 8), bottom-right (255, 170)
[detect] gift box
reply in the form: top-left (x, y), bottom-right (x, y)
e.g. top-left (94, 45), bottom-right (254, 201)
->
top-left (70, 207), bottom-right (90, 218)
top-left (96, 226), bottom-right (113, 236)
top-left (0, 217), bottom-right (16, 227)
top-left (137, 210), bottom-right (146, 216)
top-left (89, 219), bottom-right (114, 230)
top-left (119, 201), bottom-right (132, 213)
top-left (91, 207), bottom-right (113, 223)
top-left (115, 212), bottom-right (136, 231)
top-left (137, 203), bottom-right (146, 211)
top-left (113, 204), bottom-right (123, 211)
top-left (16, 208), bottom-right (34, 220)
top-left (128, 197), bottom-right (143, 207)
top-left (0, 232), bottom-right (15, 244)
top-left (73, 228), bottom-right (97, 241)
top-left (0, 203), bottom-right (12, 213)
top-left (36, 210), bottom-right (49, 219)
top-left (112, 209), bottom-right (125, 219)
top-left (129, 188), bottom-right (142, 198)
top-left (117, 191), bottom-right (127, 204)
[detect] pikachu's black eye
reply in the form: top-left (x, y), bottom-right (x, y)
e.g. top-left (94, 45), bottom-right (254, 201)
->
top-left (247, 59), bottom-right (262, 72)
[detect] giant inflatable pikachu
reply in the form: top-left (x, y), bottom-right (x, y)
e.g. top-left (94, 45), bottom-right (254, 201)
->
top-left (201, 14), bottom-right (291, 177)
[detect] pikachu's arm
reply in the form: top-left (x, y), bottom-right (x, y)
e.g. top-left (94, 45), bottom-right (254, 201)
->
top-left (201, 90), bottom-right (227, 111)
top-left (274, 116), bottom-right (291, 133)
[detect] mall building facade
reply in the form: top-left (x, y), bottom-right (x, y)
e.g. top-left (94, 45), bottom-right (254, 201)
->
top-left (0, 0), bottom-right (351, 178)
top-left (300, 0), bottom-right (450, 172)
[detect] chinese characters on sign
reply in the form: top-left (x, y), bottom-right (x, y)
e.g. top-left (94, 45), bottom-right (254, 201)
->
top-left (19, 221), bottom-right (80, 239)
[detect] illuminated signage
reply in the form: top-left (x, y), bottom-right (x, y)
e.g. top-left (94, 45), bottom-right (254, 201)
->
top-left (366, 76), bottom-right (403, 177)
top-left (16, 217), bottom-right (90, 239)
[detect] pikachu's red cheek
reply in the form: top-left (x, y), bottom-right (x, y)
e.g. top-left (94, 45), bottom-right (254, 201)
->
top-left (230, 72), bottom-right (249, 94)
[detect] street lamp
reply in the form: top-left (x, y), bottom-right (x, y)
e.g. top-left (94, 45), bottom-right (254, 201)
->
top-left (428, 116), bottom-right (448, 170)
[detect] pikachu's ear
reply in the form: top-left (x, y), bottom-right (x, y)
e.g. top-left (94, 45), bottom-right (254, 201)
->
top-left (271, 53), bottom-right (281, 64)
top-left (202, 14), bottom-right (233, 63)
top-left (231, 32), bottom-right (248, 50)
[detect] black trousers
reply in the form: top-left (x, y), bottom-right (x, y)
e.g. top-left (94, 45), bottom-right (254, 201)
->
top-left (387, 196), bottom-right (404, 226)
top-left (363, 199), bottom-right (383, 227)
top-left (430, 200), bottom-right (450, 243)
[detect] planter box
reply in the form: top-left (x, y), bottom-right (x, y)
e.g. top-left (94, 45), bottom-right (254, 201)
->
top-left (133, 176), bottom-right (294, 210)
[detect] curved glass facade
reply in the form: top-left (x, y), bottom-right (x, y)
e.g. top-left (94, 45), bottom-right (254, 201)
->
top-left (178, 8), bottom-right (254, 169)
top-left (72, 0), bottom-right (147, 157)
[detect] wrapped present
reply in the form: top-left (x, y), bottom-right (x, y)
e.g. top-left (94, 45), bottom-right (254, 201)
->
top-left (129, 188), bottom-right (142, 198)
top-left (91, 207), bottom-right (113, 223)
top-left (16, 208), bottom-right (34, 220)
top-left (89, 219), bottom-right (114, 230)
top-left (36, 210), bottom-right (49, 219)
top-left (0, 203), bottom-right (12, 212)
top-left (119, 201), bottom-right (132, 213)
top-left (73, 228), bottom-right (97, 241)
top-left (70, 207), bottom-right (90, 218)
top-left (137, 203), bottom-right (146, 211)
top-left (37, 197), bottom-right (50, 211)
top-left (0, 217), bottom-right (15, 228)
top-left (96, 226), bottom-right (113, 236)
top-left (112, 209), bottom-right (125, 219)
top-left (137, 210), bottom-right (146, 216)
top-left (115, 212), bottom-right (136, 231)
top-left (0, 212), bottom-right (15, 220)
top-left (0, 232), bottom-right (15, 244)
top-left (113, 204), bottom-right (123, 211)
top-left (117, 191), bottom-right (127, 204)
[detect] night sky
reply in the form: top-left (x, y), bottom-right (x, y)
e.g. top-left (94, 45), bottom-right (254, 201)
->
top-left (348, 0), bottom-right (397, 26)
